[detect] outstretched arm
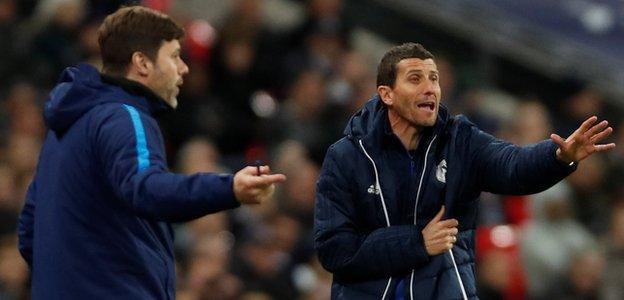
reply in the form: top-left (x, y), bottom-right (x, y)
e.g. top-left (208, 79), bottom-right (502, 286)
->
top-left (472, 115), bottom-right (614, 195)
top-left (96, 105), bottom-right (285, 222)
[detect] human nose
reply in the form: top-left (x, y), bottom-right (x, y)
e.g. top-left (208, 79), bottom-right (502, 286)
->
top-left (422, 79), bottom-right (437, 96)
top-left (179, 59), bottom-right (189, 76)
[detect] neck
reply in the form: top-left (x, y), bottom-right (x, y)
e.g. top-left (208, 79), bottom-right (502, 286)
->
top-left (387, 109), bottom-right (422, 150)
top-left (125, 72), bottom-right (149, 87)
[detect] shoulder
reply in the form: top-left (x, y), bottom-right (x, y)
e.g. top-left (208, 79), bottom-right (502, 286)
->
top-left (325, 137), bottom-right (358, 164)
top-left (88, 103), bottom-right (156, 129)
top-left (452, 114), bottom-right (479, 130)
top-left (448, 114), bottom-right (485, 140)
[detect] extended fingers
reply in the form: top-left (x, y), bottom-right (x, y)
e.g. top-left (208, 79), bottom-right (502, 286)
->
top-left (579, 116), bottom-right (598, 133)
top-left (261, 173), bottom-right (287, 184)
top-left (585, 120), bottom-right (609, 138)
top-left (590, 126), bottom-right (613, 143)
top-left (594, 143), bottom-right (616, 152)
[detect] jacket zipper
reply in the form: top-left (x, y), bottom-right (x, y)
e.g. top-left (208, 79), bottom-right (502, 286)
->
top-left (409, 135), bottom-right (437, 300)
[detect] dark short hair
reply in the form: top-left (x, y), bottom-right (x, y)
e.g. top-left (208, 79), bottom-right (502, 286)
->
top-left (98, 6), bottom-right (185, 75)
top-left (376, 42), bottom-right (434, 87)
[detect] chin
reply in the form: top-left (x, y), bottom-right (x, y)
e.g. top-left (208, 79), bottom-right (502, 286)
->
top-left (166, 97), bottom-right (178, 109)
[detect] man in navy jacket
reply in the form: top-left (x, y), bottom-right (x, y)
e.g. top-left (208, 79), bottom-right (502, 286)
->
top-left (17, 6), bottom-right (286, 299)
top-left (314, 43), bottom-right (615, 299)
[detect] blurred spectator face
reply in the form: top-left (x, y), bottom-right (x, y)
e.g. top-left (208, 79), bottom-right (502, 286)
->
top-left (223, 41), bottom-right (254, 75)
top-left (188, 212), bottom-right (228, 238)
top-left (289, 70), bottom-right (326, 119)
top-left (478, 249), bottom-right (511, 294)
top-left (269, 214), bottom-right (301, 252)
top-left (0, 0), bottom-right (15, 22)
top-left (180, 62), bottom-right (211, 98)
top-left (6, 82), bottom-right (45, 138)
top-left (513, 101), bottom-right (551, 145)
top-left (273, 140), bottom-right (318, 215)
top-left (568, 250), bottom-right (604, 295)
top-left (306, 30), bottom-right (344, 69)
top-left (567, 88), bottom-right (603, 120)
top-left (233, 0), bottom-right (261, 23)
top-left (6, 133), bottom-right (40, 176)
top-left (340, 51), bottom-right (373, 85)
top-left (187, 234), bottom-right (233, 290)
top-left (567, 155), bottom-right (605, 193)
top-left (435, 56), bottom-right (456, 99)
top-left (53, 0), bottom-right (86, 29)
top-left (543, 199), bottom-right (570, 222)
top-left (243, 239), bottom-right (285, 277)
top-left (0, 165), bottom-right (16, 210)
top-left (177, 138), bottom-right (223, 174)
top-left (240, 291), bottom-right (271, 300)
top-left (79, 21), bottom-right (102, 62)
top-left (0, 238), bottom-right (28, 295)
top-left (309, 0), bottom-right (342, 18)
top-left (284, 160), bottom-right (318, 214)
top-left (197, 272), bottom-right (242, 300)
top-left (611, 204), bottom-right (624, 247)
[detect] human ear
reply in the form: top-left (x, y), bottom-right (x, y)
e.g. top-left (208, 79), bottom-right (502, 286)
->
top-left (377, 85), bottom-right (394, 106)
top-left (131, 52), bottom-right (153, 77)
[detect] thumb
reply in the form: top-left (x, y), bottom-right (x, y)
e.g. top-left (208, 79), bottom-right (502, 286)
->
top-left (550, 133), bottom-right (566, 148)
top-left (432, 205), bottom-right (445, 222)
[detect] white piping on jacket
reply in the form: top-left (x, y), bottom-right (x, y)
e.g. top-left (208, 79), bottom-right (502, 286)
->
top-left (449, 248), bottom-right (469, 300)
top-left (358, 139), bottom-right (392, 300)
top-left (405, 134), bottom-right (468, 300)
top-left (409, 135), bottom-right (437, 300)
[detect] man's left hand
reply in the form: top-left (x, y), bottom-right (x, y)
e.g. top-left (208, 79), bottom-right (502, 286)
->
top-left (550, 116), bottom-right (616, 164)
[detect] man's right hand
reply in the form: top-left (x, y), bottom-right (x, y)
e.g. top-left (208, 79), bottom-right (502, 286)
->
top-left (233, 165), bottom-right (287, 205)
top-left (422, 206), bottom-right (459, 256)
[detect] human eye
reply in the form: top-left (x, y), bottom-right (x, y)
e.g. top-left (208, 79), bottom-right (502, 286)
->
top-left (430, 74), bottom-right (439, 81)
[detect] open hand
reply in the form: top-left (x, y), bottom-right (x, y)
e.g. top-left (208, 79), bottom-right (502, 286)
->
top-left (233, 165), bottom-right (286, 205)
top-left (550, 116), bottom-right (616, 164)
top-left (422, 206), bottom-right (459, 256)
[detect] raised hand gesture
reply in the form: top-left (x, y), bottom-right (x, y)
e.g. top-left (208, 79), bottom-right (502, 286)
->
top-left (233, 165), bottom-right (287, 205)
top-left (550, 116), bottom-right (616, 164)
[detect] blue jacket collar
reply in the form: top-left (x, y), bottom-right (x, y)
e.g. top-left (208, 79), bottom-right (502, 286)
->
top-left (44, 63), bottom-right (171, 134)
top-left (344, 94), bottom-right (450, 153)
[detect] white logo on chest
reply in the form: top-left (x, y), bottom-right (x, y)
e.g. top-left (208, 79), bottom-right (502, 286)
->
top-left (367, 184), bottom-right (380, 195)
top-left (436, 159), bottom-right (447, 183)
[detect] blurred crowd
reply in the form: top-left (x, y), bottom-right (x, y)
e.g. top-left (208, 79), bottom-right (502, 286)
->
top-left (0, 0), bottom-right (622, 299)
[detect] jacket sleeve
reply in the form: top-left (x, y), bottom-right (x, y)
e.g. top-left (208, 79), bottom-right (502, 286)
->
top-left (314, 144), bottom-right (430, 280)
top-left (94, 105), bottom-right (240, 222)
top-left (465, 117), bottom-right (577, 195)
top-left (18, 180), bottom-right (36, 268)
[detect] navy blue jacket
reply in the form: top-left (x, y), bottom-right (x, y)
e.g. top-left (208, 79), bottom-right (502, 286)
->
top-left (314, 96), bottom-right (576, 299)
top-left (18, 64), bottom-right (240, 299)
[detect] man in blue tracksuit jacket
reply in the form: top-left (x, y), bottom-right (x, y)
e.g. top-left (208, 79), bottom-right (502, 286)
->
top-left (314, 43), bottom-right (615, 299)
top-left (17, 6), bottom-right (285, 299)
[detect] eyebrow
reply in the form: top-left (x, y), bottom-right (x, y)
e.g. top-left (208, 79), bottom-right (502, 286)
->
top-left (406, 70), bottom-right (439, 76)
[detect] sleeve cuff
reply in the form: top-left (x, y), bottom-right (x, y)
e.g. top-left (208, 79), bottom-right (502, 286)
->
top-left (206, 173), bottom-right (241, 210)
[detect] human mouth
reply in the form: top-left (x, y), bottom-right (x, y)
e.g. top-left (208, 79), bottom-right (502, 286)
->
top-left (416, 100), bottom-right (436, 112)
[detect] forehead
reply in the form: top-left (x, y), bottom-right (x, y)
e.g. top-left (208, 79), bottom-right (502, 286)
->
top-left (158, 39), bottom-right (181, 53)
top-left (396, 58), bottom-right (437, 74)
